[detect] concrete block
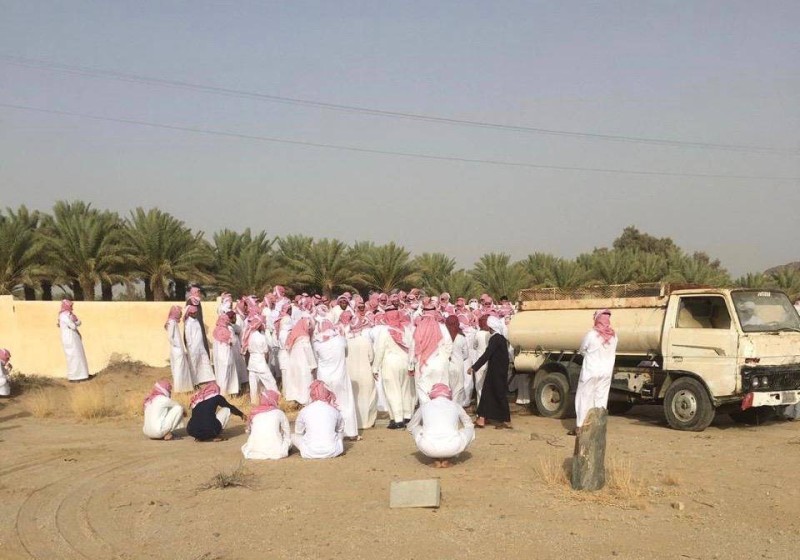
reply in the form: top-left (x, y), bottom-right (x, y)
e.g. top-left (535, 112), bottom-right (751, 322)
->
top-left (389, 479), bottom-right (441, 509)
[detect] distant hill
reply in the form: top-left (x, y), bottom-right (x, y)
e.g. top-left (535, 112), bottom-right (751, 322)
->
top-left (764, 262), bottom-right (800, 276)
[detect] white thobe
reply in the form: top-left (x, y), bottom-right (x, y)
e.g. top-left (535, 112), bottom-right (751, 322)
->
top-left (142, 395), bottom-right (184, 439)
top-left (575, 330), bottom-right (618, 427)
top-left (346, 331), bottom-right (377, 429)
top-left (0, 362), bottom-right (10, 396)
top-left (373, 326), bottom-right (415, 423)
top-left (185, 317), bottom-right (215, 384)
top-left (407, 397), bottom-right (475, 459)
top-left (284, 337), bottom-right (316, 405)
top-left (365, 327), bottom-right (389, 412)
top-left (291, 400), bottom-right (344, 459)
top-left (230, 323), bottom-right (248, 385)
top-left (241, 409), bottom-right (291, 460)
top-left (213, 336), bottom-right (238, 396)
top-left (59, 312), bottom-right (90, 381)
top-left (415, 324), bottom-right (453, 405)
top-left (166, 319), bottom-right (194, 392)
top-left (247, 330), bottom-right (278, 403)
top-left (314, 335), bottom-right (359, 437)
top-left (448, 333), bottom-right (469, 406)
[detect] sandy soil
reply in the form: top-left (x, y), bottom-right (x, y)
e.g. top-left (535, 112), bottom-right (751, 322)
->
top-left (1, 366), bottom-right (799, 560)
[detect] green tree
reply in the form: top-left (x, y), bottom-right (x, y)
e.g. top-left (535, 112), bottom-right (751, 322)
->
top-left (39, 201), bottom-right (126, 300)
top-left (767, 269), bottom-right (800, 299)
top-left (612, 226), bottom-right (678, 257)
top-left (544, 259), bottom-right (590, 289)
top-left (666, 252), bottom-right (730, 286)
top-left (438, 270), bottom-right (479, 299)
top-left (470, 253), bottom-right (527, 299)
top-left (734, 272), bottom-right (770, 289)
top-left (121, 207), bottom-right (213, 301)
top-left (582, 250), bottom-right (640, 284)
top-left (413, 252), bottom-right (457, 294)
top-left (521, 252), bottom-right (560, 287)
top-left (281, 238), bottom-right (360, 297)
top-left (357, 242), bottom-right (418, 293)
top-left (213, 228), bottom-right (283, 296)
top-left (0, 206), bottom-right (44, 298)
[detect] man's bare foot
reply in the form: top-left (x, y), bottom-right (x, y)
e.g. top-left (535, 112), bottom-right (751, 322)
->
top-left (163, 433), bottom-right (173, 441)
top-left (211, 437), bottom-right (225, 442)
top-left (433, 460), bottom-right (443, 468)
top-left (439, 459), bottom-right (451, 469)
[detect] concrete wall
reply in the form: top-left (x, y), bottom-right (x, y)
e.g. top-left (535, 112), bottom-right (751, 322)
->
top-left (0, 295), bottom-right (219, 377)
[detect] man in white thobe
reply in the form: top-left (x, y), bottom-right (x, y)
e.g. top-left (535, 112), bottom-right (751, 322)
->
top-left (574, 309), bottom-right (618, 433)
top-left (407, 383), bottom-right (475, 468)
top-left (292, 380), bottom-right (345, 459)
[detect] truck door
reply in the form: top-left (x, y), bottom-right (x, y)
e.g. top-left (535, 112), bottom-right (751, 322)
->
top-left (664, 295), bottom-right (738, 398)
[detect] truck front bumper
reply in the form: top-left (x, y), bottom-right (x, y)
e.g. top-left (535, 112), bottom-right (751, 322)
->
top-left (741, 390), bottom-right (800, 410)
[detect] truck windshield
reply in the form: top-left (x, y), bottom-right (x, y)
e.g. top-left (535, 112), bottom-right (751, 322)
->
top-left (731, 291), bottom-right (800, 333)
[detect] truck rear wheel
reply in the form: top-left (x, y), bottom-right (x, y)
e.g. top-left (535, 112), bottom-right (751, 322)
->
top-left (534, 372), bottom-right (574, 419)
top-left (664, 377), bottom-right (714, 431)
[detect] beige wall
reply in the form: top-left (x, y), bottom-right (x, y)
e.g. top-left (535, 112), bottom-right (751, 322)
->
top-left (0, 295), bottom-right (219, 377)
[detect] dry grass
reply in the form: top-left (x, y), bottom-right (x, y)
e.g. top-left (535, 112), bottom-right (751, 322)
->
top-left (9, 372), bottom-right (58, 394)
top-left (25, 389), bottom-right (61, 418)
top-left (534, 452), bottom-right (651, 509)
top-left (200, 463), bottom-right (254, 490)
top-left (535, 454), bottom-right (569, 486)
top-left (98, 354), bottom-right (148, 376)
top-left (69, 383), bottom-right (118, 419)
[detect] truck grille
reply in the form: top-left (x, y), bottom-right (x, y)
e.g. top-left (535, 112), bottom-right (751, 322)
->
top-left (741, 365), bottom-right (800, 392)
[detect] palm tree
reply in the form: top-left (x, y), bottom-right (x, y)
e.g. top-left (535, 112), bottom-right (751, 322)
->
top-left (666, 253), bottom-right (730, 287)
top-left (213, 228), bottom-right (283, 296)
top-left (544, 259), bottom-right (590, 289)
top-left (584, 250), bottom-right (640, 284)
top-left (39, 201), bottom-right (127, 300)
top-left (632, 251), bottom-right (668, 283)
top-left (439, 270), bottom-right (479, 299)
top-left (734, 272), bottom-right (769, 289)
top-left (521, 252), bottom-right (560, 287)
top-left (358, 242), bottom-right (418, 293)
top-left (413, 252), bottom-right (456, 294)
top-left (282, 238), bottom-right (360, 297)
top-left (767, 269), bottom-right (800, 299)
top-left (470, 253), bottom-right (527, 299)
top-left (0, 206), bottom-right (44, 298)
top-left (121, 207), bottom-right (213, 301)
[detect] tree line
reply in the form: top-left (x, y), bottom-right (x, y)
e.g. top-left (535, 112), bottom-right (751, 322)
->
top-left (1, 202), bottom-right (798, 301)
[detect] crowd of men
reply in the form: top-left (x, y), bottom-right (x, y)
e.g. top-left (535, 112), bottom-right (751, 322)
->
top-left (147, 285), bottom-right (526, 464)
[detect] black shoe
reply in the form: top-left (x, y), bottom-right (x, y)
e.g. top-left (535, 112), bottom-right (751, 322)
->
top-left (397, 421), bottom-right (406, 429)
top-left (387, 421), bottom-right (400, 430)
top-left (403, 418), bottom-right (411, 424)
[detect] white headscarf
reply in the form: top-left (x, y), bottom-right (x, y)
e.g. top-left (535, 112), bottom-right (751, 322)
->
top-left (486, 315), bottom-right (507, 337)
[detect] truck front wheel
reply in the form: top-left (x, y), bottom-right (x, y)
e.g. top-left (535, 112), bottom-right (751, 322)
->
top-left (664, 377), bottom-right (715, 431)
top-left (534, 372), bottom-right (574, 419)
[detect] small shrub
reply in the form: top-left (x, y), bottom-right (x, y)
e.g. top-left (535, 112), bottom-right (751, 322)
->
top-left (10, 373), bottom-right (57, 394)
top-left (201, 464), bottom-right (254, 490)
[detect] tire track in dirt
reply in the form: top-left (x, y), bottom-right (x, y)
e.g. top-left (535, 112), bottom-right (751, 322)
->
top-left (12, 455), bottom-right (154, 559)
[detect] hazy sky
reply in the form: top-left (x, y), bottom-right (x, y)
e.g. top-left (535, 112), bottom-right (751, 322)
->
top-left (1, 1), bottom-right (798, 276)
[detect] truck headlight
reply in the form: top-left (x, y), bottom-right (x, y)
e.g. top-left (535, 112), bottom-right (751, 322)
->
top-left (751, 378), bottom-right (760, 388)
top-left (761, 376), bottom-right (769, 386)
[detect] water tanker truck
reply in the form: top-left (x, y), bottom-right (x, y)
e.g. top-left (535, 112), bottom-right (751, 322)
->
top-left (508, 283), bottom-right (800, 431)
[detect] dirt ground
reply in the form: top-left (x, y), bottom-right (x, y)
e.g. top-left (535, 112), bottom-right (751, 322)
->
top-left (1, 365), bottom-right (799, 560)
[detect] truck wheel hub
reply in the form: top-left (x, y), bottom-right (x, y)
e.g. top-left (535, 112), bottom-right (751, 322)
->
top-left (672, 389), bottom-right (698, 422)
top-left (540, 384), bottom-right (562, 412)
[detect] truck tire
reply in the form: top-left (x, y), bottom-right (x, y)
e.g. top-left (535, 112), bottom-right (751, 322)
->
top-left (534, 371), bottom-right (574, 419)
top-left (663, 377), bottom-right (715, 432)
